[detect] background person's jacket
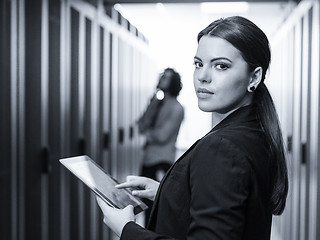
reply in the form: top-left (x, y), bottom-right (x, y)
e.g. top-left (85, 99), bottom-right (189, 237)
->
top-left (139, 96), bottom-right (184, 166)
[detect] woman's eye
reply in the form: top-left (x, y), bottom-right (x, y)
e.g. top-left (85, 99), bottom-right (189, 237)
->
top-left (193, 62), bottom-right (203, 68)
top-left (215, 63), bottom-right (229, 70)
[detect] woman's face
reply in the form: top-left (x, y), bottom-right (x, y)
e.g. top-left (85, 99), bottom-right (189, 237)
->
top-left (158, 71), bottom-right (172, 91)
top-left (193, 36), bottom-right (252, 114)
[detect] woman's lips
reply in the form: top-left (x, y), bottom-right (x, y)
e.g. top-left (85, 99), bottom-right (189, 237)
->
top-left (197, 88), bottom-right (213, 98)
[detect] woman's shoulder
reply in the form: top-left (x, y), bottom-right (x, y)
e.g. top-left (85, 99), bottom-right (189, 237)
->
top-left (189, 133), bottom-right (252, 182)
top-left (195, 130), bottom-right (249, 159)
top-left (192, 125), bottom-right (269, 169)
top-left (205, 122), bottom-right (262, 141)
top-left (164, 98), bottom-right (184, 113)
top-left (209, 116), bottom-right (266, 147)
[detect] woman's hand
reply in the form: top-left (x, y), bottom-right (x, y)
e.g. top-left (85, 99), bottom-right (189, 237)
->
top-left (96, 197), bottom-right (135, 237)
top-left (116, 175), bottom-right (160, 201)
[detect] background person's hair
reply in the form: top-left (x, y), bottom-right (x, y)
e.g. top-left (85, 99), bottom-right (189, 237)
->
top-left (161, 68), bottom-right (182, 97)
top-left (198, 16), bottom-right (288, 215)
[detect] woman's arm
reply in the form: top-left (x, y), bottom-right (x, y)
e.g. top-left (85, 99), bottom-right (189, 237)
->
top-left (121, 136), bottom-right (252, 240)
top-left (188, 136), bottom-right (251, 239)
top-left (98, 136), bottom-right (252, 240)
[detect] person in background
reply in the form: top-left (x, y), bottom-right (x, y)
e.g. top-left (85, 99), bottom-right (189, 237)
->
top-left (137, 67), bottom-right (184, 224)
top-left (96, 16), bottom-right (288, 239)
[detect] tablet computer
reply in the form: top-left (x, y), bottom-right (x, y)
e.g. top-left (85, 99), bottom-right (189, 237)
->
top-left (59, 155), bottom-right (148, 215)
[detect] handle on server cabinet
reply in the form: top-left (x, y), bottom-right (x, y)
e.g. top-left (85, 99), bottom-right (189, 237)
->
top-left (129, 125), bottom-right (134, 139)
top-left (79, 138), bottom-right (86, 155)
top-left (103, 132), bottom-right (110, 149)
top-left (287, 136), bottom-right (292, 153)
top-left (301, 142), bottom-right (307, 164)
top-left (118, 128), bottom-right (124, 144)
top-left (41, 146), bottom-right (52, 174)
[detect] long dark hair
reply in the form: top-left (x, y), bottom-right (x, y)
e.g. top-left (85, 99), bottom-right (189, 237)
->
top-left (160, 68), bottom-right (182, 97)
top-left (198, 16), bottom-right (288, 215)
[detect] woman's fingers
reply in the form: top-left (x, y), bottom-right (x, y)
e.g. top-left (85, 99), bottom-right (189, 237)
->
top-left (115, 176), bottom-right (146, 189)
top-left (132, 189), bottom-right (154, 199)
top-left (96, 196), bottom-right (113, 210)
top-left (96, 196), bottom-right (135, 237)
top-left (114, 175), bottom-right (159, 201)
top-left (123, 204), bottom-right (135, 214)
top-left (115, 181), bottom-right (143, 189)
top-left (126, 175), bottom-right (139, 182)
top-left (115, 182), bottom-right (135, 189)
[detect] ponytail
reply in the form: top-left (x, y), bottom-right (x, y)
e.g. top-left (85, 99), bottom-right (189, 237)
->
top-left (253, 83), bottom-right (288, 215)
top-left (197, 16), bottom-right (288, 215)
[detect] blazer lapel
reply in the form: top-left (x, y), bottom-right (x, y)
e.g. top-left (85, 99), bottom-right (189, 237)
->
top-left (147, 138), bottom-right (201, 228)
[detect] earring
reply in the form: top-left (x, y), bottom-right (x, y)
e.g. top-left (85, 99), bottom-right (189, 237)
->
top-left (249, 86), bottom-right (255, 92)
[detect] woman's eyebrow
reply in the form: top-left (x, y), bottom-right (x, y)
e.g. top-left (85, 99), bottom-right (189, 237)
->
top-left (210, 57), bottom-right (232, 63)
top-left (194, 56), bottom-right (232, 63)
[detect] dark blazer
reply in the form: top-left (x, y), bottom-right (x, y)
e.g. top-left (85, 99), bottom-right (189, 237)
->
top-left (121, 105), bottom-right (273, 240)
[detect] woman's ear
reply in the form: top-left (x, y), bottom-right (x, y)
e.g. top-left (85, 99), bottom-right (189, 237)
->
top-left (247, 67), bottom-right (262, 92)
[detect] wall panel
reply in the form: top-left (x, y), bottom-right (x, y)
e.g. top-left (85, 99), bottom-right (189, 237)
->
top-left (83, 16), bottom-right (93, 240)
top-left (0, 0), bottom-right (14, 239)
top-left (269, 1), bottom-right (320, 239)
top-left (48, 1), bottom-right (62, 240)
top-left (309, 2), bottom-right (320, 239)
top-left (69, 7), bottom-right (82, 240)
top-left (24, 0), bottom-right (46, 239)
top-left (2, 1), bottom-right (157, 239)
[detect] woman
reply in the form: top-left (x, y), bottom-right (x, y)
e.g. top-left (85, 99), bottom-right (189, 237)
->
top-left (137, 67), bottom-right (184, 224)
top-left (137, 67), bottom-right (184, 183)
top-left (96, 16), bottom-right (288, 239)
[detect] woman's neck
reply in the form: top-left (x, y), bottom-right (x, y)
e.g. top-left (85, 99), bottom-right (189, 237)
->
top-left (211, 106), bottom-right (246, 127)
top-left (164, 92), bottom-right (175, 100)
top-left (212, 112), bottom-right (230, 128)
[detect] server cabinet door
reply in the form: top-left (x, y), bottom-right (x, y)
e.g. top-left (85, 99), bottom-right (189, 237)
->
top-left (47, 1), bottom-right (63, 240)
top-left (24, 0), bottom-right (49, 239)
top-left (298, 11), bottom-right (312, 240)
top-left (0, 1), bottom-right (16, 239)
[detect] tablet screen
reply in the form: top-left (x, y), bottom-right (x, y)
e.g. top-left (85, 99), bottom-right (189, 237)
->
top-left (59, 155), bottom-right (148, 215)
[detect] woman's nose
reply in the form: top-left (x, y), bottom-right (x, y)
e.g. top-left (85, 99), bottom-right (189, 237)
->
top-left (197, 67), bottom-right (211, 83)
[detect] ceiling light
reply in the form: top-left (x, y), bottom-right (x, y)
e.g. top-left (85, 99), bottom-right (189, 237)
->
top-left (156, 3), bottom-right (166, 14)
top-left (200, 2), bottom-right (249, 14)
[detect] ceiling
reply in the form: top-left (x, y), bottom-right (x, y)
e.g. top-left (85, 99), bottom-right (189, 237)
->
top-left (104, 0), bottom-right (298, 6)
top-left (110, 0), bottom-right (295, 73)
